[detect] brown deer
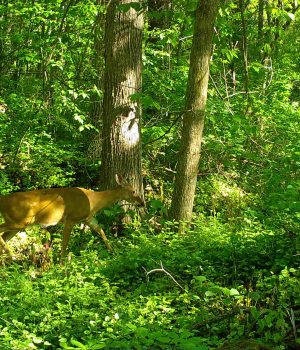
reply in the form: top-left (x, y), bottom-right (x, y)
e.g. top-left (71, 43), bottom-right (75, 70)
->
top-left (0, 174), bottom-right (144, 260)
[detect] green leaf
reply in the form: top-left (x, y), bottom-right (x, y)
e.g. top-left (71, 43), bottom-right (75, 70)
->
top-left (156, 335), bottom-right (171, 343)
top-left (205, 290), bottom-right (216, 297)
top-left (70, 339), bottom-right (86, 349)
top-left (263, 43), bottom-right (272, 54)
top-left (195, 276), bottom-right (207, 283)
top-left (32, 337), bottom-right (43, 344)
top-left (74, 114), bottom-right (84, 124)
top-left (90, 344), bottom-right (106, 350)
top-left (229, 288), bottom-right (239, 296)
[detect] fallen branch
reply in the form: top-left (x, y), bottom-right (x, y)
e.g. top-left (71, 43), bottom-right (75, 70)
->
top-left (143, 261), bottom-right (185, 291)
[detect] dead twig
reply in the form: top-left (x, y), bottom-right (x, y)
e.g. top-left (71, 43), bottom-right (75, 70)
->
top-left (143, 261), bottom-right (185, 291)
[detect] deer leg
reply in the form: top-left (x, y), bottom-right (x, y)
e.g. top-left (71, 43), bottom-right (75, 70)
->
top-left (0, 223), bottom-right (24, 258)
top-left (87, 218), bottom-right (112, 252)
top-left (0, 222), bottom-right (25, 240)
top-left (2, 230), bottom-right (20, 241)
top-left (60, 220), bottom-right (75, 259)
top-left (0, 235), bottom-right (13, 258)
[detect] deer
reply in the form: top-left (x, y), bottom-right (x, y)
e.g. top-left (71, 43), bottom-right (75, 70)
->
top-left (0, 174), bottom-right (145, 261)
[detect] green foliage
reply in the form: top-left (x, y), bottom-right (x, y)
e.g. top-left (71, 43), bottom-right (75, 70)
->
top-left (0, 218), bottom-right (299, 349)
top-left (0, 0), bottom-right (101, 190)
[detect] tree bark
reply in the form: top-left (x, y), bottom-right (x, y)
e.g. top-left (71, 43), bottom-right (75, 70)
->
top-left (169, 0), bottom-right (219, 223)
top-left (258, 0), bottom-right (264, 45)
top-left (239, 0), bottom-right (249, 95)
top-left (88, 0), bottom-right (106, 162)
top-left (100, 0), bottom-right (144, 196)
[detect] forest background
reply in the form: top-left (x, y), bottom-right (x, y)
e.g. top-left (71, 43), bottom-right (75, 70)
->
top-left (0, 0), bottom-right (300, 349)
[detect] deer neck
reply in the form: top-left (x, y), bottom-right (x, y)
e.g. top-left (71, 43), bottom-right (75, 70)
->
top-left (92, 188), bottom-right (124, 211)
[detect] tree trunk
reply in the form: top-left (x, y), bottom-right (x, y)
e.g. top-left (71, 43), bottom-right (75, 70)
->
top-left (239, 0), bottom-right (249, 95)
top-left (100, 0), bottom-right (144, 196)
top-left (88, 0), bottom-right (106, 162)
top-left (258, 0), bottom-right (264, 45)
top-left (169, 0), bottom-right (219, 223)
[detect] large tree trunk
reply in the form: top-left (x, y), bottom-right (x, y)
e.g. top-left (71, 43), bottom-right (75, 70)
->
top-left (88, 0), bottom-right (106, 162)
top-left (258, 0), bottom-right (264, 43)
top-left (169, 0), bottom-right (219, 223)
top-left (100, 0), bottom-right (144, 196)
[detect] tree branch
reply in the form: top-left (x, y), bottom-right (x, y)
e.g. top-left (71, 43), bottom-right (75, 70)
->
top-left (143, 261), bottom-right (185, 291)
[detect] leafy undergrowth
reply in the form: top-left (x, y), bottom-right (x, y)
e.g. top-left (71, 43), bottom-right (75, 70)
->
top-left (0, 218), bottom-right (299, 350)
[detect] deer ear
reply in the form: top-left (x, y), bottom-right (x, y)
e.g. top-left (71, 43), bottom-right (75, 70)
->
top-left (115, 174), bottom-right (123, 185)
